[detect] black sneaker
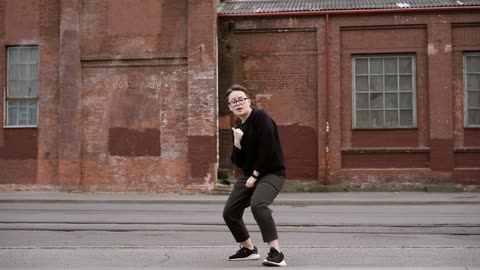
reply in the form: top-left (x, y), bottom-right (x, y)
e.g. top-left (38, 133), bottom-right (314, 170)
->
top-left (262, 247), bottom-right (287, 267)
top-left (228, 245), bottom-right (260, 261)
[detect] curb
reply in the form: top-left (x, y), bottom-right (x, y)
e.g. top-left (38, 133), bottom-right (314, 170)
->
top-left (1, 190), bottom-right (480, 206)
top-left (1, 198), bottom-right (480, 205)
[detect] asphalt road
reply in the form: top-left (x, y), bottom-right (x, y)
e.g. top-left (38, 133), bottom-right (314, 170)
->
top-left (0, 195), bottom-right (479, 269)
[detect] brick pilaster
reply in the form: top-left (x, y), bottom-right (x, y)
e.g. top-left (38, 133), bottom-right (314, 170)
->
top-left (427, 18), bottom-right (454, 172)
top-left (58, 0), bottom-right (81, 185)
top-left (187, 0), bottom-right (218, 182)
top-left (37, 0), bottom-right (60, 185)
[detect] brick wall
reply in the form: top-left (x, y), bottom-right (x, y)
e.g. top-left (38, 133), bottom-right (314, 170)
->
top-left (219, 11), bottom-right (480, 187)
top-left (0, 0), bottom-right (46, 185)
top-left (1, 0), bottom-right (218, 192)
top-left (1, 2), bottom-right (479, 192)
top-left (218, 18), bottom-right (324, 181)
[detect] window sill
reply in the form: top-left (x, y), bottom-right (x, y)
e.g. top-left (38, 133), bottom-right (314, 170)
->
top-left (454, 147), bottom-right (480, 153)
top-left (341, 147), bottom-right (429, 153)
top-left (352, 127), bottom-right (417, 130)
top-left (3, 125), bottom-right (38, 129)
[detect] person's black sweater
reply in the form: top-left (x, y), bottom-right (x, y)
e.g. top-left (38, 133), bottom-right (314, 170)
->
top-left (231, 108), bottom-right (286, 178)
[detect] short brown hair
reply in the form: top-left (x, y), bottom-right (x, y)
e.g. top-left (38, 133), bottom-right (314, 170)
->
top-left (226, 84), bottom-right (249, 99)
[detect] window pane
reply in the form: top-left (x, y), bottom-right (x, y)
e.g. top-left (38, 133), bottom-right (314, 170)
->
top-left (356, 93), bottom-right (369, 109)
top-left (28, 101), bottom-right (38, 126)
top-left (399, 75), bottom-right (413, 91)
top-left (29, 82), bottom-right (37, 97)
top-left (399, 57), bottom-right (412, 74)
top-left (370, 110), bottom-right (384, 127)
top-left (466, 56), bottom-right (480, 73)
top-left (7, 81), bottom-right (17, 96)
top-left (20, 47), bottom-right (34, 62)
top-left (31, 64), bottom-right (38, 80)
top-left (468, 109), bottom-right (480, 125)
top-left (8, 64), bottom-right (19, 80)
top-left (9, 100), bottom-right (19, 107)
top-left (355, 59), bottom-right (368, 74)
top-left (25, 64), bottom-right (33, 79)
top-left (15, 81), bottom-right (26, 96)
top-left (370, 58), bottom-right (383, 74)
top-left (26, 82), bottom-right (35, 97)
top-left (370, 93), bottom-right (383, 109)
top-left (8, 47), bottom-right (20, 64)
top-left (370, 75), bottom-right (383, 92)
top-left (467, 74), bottom-right (480, 91)
top-left (356, 110), bottom-right (369, 127)
top-left (18, 106), bottom-right (28, 126)
top-left (400, 92), bottom-right (413, 109)
top-left (385, 93), bottom-right (398, 109)
top-left (468, 91), bottom-right (480, 108)
top-left (384, 58), bottom-right (397, 74)
top-left (7, 106), bottom-right (18, 126)
top-left (20, 64), bottom-right (29, 78)
top-left (400, 110), bottom-right (413, 126)
top-left (385, 110), bottom-right (398, 127)
top-left (29, 48), bottom-right (39, 63)
top-left (19, 81), bottom-right (29, 96)
top-left (385, 75), bottom-right (397, 91)
top-left (355, 76), bottom-right (368, 92)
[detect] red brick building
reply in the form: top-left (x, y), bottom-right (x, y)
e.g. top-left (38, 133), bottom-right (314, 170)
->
top-left (1, 0), bottom-right (480, 192)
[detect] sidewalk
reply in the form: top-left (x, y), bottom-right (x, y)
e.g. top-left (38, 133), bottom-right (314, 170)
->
top-left (1, 191), bottom-right (479, 205)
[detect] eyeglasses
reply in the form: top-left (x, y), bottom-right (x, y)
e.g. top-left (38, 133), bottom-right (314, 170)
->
top-left (228, 97), bottom-right (248, 106)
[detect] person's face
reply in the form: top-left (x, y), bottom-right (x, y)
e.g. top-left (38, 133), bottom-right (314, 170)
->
top-left (228, 90), bottom-right (252, 117)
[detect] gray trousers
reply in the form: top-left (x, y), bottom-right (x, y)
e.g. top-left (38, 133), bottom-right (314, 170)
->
top-left (223, 174), bottom-right (285, 243)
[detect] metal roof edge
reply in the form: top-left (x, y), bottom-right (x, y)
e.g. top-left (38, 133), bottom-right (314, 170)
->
top-left (218, 5), bottom-right (480, 17)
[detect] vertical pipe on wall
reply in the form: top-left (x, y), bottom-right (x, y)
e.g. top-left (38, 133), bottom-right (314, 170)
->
top-left (324, 14), bottom-right (330, 186)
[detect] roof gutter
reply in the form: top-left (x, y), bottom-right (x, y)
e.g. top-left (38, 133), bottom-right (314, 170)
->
top-left (218, 6), bottom-right (480, 17)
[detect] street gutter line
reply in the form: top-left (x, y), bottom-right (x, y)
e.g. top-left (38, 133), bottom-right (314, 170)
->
top-left (1, 245), bottom-right (479, 249)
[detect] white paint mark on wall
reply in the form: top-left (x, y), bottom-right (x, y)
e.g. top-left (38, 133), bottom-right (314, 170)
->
top-left (428, 44), bottom-right (438, 56)
top-left (103, 74), bottom-right (164, 90)
top-left (193, 71), bottom-right (215, 80)
top-left (444, 44), bottom-right (452, 53)
top-left (204, 173), bottom-right (214, 192)
top-left (256, 94), bottom-right (273, 101)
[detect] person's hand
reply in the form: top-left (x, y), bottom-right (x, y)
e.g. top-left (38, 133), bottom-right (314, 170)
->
top-left (246, 176), bottom-right (257, 188)
top-left (232, 128), bottom-right (244, 149)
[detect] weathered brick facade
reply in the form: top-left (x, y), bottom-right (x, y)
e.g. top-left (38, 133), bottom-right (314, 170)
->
top-left (1, 0), bottom-right (218, 192)
top-left (218, 10), bottom-right (480, 190)
top-left (0, 0), bottom-right (479, 192)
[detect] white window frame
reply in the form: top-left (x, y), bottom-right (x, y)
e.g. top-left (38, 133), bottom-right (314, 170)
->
top-left (4, 45), bottom-right (39, 128)
top-left (352, 54), bottom-right (417, 129)
top-left (464, 52), bottom-right (480, 127)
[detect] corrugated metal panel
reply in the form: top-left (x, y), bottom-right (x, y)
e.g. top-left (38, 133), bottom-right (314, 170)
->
top-left (218, 0), bottom-right (480, 14)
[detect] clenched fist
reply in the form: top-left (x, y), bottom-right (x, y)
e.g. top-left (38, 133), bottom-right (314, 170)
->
top-left (231, 127), bottom-right (244, 149)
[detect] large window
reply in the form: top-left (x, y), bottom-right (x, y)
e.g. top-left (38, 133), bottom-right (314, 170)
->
top-left (5, 46), bottom-right (38, 127)
top-left (352, 54), bottom-right (417, 128)
top-left (464, 52), bottom-right (480, 127)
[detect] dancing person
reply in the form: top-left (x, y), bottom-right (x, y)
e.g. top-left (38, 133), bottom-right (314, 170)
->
top-left (223, 84), bottom-right (287, 267)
